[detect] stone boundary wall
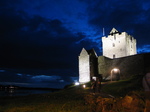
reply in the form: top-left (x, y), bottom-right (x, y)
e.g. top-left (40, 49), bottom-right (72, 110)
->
top-left (98, 53), bottom-right (150, 80)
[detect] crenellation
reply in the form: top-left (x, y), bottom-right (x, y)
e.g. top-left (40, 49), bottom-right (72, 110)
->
top-left (102, 28), bottom-right (137, 59)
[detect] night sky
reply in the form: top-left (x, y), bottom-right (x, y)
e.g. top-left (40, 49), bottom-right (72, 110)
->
top-left (0, 0), bottom-right (150, 88)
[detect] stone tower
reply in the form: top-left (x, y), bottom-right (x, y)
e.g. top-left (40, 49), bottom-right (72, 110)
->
top-left (102, 28), bottom-right (137, 59)
top-left (79, 48), bottom-right (98, 83)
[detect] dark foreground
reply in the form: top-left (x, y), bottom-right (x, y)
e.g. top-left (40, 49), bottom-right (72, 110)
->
top-left (0, 86), bottom-right (148, 112)
top-left (0, 76), bottom-right (149, 112)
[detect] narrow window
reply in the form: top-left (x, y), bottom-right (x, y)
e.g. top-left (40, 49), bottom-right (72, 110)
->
top-left (114, 35), bottom-right (116, 40)
top-left (113, 43), bottom-right (115, 47)
top-left (113, 54), bottom-right (116, 58)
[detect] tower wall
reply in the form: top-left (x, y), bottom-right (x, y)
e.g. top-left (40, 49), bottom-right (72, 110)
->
top-left (126, 34), bottom-right (137, 55)
top-left (102, 29), bottom-right (137, 59)
top-left (79, 48), bottom-right (90, 83)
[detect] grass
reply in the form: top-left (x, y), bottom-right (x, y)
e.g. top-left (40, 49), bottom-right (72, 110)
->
top-left (0, 75), bottom-right (145, 112)
top-left (0, 85), bottom-right (92, 112)
top-left (101, 75), bottom-right (144, 97)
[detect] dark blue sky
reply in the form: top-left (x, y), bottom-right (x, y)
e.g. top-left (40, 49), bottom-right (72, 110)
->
top-left (0, 0), bottom-right (150, 88)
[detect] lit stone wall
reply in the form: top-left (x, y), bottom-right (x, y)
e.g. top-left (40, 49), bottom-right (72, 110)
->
top-left (79, 48), bottom-right (90, 83)
top-left (102, 29), bottom-right (137, 59)
top-left (126, 34), bottom-right (137, 55)
top-left (98, 54), bottom-right (147, 80)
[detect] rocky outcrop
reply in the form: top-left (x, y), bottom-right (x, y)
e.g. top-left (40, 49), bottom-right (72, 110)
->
top-left (84, 92), bottom-right (145, 112)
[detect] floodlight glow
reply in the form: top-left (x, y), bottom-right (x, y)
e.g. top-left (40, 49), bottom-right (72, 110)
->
top-left (75, 82), bottom-right (80, 86)
top-left (92, 77), bottom-right (96, 81)
top-left (113, 68), bottom-right (118, 72)
top-left (111, 68), bottom-right (120, 81)
top-left (83, 84), bottom-right (86, 88)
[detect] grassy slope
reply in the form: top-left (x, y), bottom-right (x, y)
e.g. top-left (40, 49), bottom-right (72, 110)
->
top-left (102, 75), bottom-right (144, 97)
top-left (0, 75), bottom-right (144, 112)
top-left (0, 85), bottom-right (92, 112)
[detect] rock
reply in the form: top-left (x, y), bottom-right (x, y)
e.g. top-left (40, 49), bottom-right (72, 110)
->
top-left (121, 92), bottom-right (145, 112)
top-left (84, 92), bottom-right (145, 112)
top-left (144, 99), bottom-right (150, 112)
top-left (143, 91), bottom-right (150, 112)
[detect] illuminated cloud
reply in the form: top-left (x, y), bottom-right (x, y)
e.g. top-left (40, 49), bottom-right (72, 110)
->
top-left (31, 75), bottom-right (61, 82)
top-left (17, 73), bottom-right (22, 76)
top-left (0, 70), bottom-right (5, 72)
top-left (137, 45), bottom-right (150, 53)
top-left (70, 76), bottom-right (79, 82)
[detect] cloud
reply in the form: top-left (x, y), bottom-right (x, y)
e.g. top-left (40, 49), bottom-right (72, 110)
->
top-left (0, 6), bottom-right (84, 69)
top-left (137, 44), bottom-right (150, 53)
top-left (31, 75), bottom-right (61, 82)
top-left (0, 11), bottom-right (99, 72)
top-left (0, 69), bottom-right (72, 88)
top-left (0, 71), bottom-right (32, 83)
top-left (70, 76), bottom-right (79, 82)
top-left (81, 0), bottom-right (150, 49)
top-left (0, 70), bottom-right (5, 72)
top-left (0, 0), bottom-right (103, 70)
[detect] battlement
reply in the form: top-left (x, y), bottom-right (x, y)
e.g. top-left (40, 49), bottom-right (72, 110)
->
top-left (102, 28), bottom-right (137, 59)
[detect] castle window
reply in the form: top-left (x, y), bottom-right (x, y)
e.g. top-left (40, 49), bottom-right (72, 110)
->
top-left (113, 43), bottom-right (115, 47)
top-left (114, 35), bottom-right (116, 40)
top-left (113, 54), bottom-right (115, 58)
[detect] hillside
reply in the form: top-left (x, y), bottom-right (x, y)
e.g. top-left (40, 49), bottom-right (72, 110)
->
top-left (0, 75), bottom-right (147, 112)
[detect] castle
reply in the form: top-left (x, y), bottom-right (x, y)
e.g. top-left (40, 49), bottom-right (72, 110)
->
top-left (79, 28), bottom-right (150, 83)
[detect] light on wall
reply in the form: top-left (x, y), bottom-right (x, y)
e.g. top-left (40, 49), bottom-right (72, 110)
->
top-left (113, 68), bottom-right (119, 72)
top-left (79, 72), bottom-right (90, 83)
top-left (83, 84), bottom-right (86, 88)
top-left (75, 82), bottom-right (80, 86)
top-left (111, 68), bottom-right (120, 81)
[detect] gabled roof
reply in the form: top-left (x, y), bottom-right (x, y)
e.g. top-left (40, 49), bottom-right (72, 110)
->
top-left (79, 48), bottom-right (88, 56)
top-left (79, 48), bottom-right (97, 57)
top-left (87, 48), bottom-right (97, 57)
top-left (110, 28), bottom-right (120, 35)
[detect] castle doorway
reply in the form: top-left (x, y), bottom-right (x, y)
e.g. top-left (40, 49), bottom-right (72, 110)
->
top-left (111, 68), bottom-right (120, 81)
